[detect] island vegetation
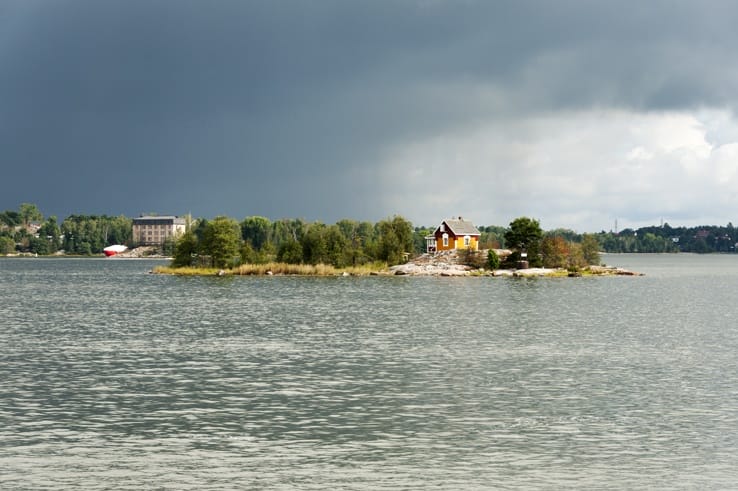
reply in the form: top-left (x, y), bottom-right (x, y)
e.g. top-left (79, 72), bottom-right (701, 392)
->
top-left (2, 202), bottom-right (735, 275)
top-left (0, 204), bottom-right (134, 256)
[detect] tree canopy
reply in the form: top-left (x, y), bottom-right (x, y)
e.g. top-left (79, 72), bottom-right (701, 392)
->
top-left (241, 216), bottom-right (272, 250)
top-left (504, 217), bottom-right (544, 267)
top-left (172, 230), bottom-right (198, 267)
top-left (376, 215), bottom-right (413, 266)
top-left (19, 203), bottom-right (43, 227)
top-left (202, 216), bottom-right (241, 268)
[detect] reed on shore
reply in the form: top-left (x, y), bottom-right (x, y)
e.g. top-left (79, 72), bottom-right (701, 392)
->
top-left (153, 261), bottom-right (388, 276)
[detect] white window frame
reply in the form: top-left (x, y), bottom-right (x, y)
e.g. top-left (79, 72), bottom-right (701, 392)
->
top-left (442, 233), bottom-right (449, 247)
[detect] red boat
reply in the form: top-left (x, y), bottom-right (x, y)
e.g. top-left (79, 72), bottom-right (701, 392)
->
top-left (103, 245), bottom-right (128, 257)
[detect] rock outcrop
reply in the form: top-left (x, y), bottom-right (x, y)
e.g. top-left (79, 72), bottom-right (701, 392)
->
top-left (387, 250), bottom-right (641, 277)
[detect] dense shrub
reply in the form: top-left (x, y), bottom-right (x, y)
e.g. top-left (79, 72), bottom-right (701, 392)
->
top-left (487, 249), bottom-right (500, 270)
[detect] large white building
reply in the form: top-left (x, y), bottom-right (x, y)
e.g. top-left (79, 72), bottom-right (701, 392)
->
top-left (132, 216), bottom-right (186, 246)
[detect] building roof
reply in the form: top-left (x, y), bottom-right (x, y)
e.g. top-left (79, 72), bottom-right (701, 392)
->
top-left (132, 215), bottom-right (186, 225)
top-left (435, 217), bottom-right (481, 236)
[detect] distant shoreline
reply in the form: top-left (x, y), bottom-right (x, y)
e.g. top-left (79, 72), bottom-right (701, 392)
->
top-left (2, 254), bottom-right (170, 259)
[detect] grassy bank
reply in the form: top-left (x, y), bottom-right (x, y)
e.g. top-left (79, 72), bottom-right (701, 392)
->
top-left (153, 261), bottom-right (389, 276)
top-left (152, 262), bottom-right (640, 277)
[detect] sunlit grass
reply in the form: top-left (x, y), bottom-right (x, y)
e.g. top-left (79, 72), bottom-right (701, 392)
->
top-left (152, 266), bottom-right (222, 276)
top-left (153, 261), bottom-right (389, 276)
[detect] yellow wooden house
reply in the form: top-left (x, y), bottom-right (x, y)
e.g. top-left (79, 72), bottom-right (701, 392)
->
top-left (425, 217), bottom-right (481, 253)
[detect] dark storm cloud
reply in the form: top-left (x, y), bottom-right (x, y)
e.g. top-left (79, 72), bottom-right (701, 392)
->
top-left (2, 1), bottom-right (738, 224)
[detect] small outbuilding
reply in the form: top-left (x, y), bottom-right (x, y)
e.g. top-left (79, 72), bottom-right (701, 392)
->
top-left (425, 217), bottom-right (481, 253)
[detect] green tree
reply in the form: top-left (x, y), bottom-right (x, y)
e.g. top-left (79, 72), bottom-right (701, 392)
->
top-left (193, 218), bottom-right (209, 243)
top-left (60, 215), bottom-right (132, 254)
top-left (545, 228), bottom-right (580, 242)
top-left (300, 223), bottom-right (328, 264)
top-left (260, 241), bottom-right (277, 262)
top-left (83, 219), bottom-right (104, 252)
top-left (201, 216), bottom-right (241, 268)
top-left (336, 219), bottom-right (358, 241)
top-left (19, 203), bottom-right (43, 228)
top-left (37, 216), bottom-right (62, 253)
top-left (376, 215), bottom-right (413, 265)
top-left (172, 230), bottom-right (199, 267)
top-left (28, 235), bottom-right (50, 255)
top-left (540, 235), bottom-right (569, 268)
top-left (324, 224), bottom-right (348, 267)
top-left (239, 241), bottom-right (258, 264)
top-left (0, 236), bottom-right (15, 254)
top-left (581, 234), bottom-right (600, 265)
top-left (355, 221), bottom-right (377, 262)
top-left (566, 242), bottom-right (587, 271)
top-left (336, 219), bottom-right (367, 266)
top-left (107, 215), bottom-right (133, 246)
top-left (60, 218), bottom-right (78, 253)
top-left (239, 239), bottom-right (273, 264)
top-left (479, 225), bottom-right (508, 249)
top-left (277, 238), bottom-right (303, 264)
top-left (0, 211), bottom-right (21, 228)
top-left (15, 229), bottom-right (31, 252)
top-left (241, 216), bottom-right (272, 250)
top-left (78, 241), bottom-right (92, 255)
top-left (487, 249), bottom-right (500, 270)
top-left (692, 237), bottom-right (711, 253)
top-left (271, 218), bottom-right (305, 245)
top-left (504, 217), bottom-right (543, 267)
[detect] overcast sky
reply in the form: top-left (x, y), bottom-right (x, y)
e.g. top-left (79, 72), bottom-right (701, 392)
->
top-left (3, 1), bottom-right (738, 231)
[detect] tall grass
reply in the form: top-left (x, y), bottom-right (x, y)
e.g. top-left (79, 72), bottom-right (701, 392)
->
top-left (153, 261), bottom-right (388, 276)
top-left (152, 265), bottom-right (221, 276)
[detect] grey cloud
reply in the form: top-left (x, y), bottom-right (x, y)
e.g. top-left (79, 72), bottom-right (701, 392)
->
top-left (3, 1), bottom-right (738, 224)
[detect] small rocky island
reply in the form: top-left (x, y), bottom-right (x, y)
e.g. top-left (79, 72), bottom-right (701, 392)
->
top-left (389, 250), bottom-right (642, 277)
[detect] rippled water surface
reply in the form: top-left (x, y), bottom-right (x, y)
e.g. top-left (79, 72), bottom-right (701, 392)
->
top-left (2, 255), bottom-right (738, 489)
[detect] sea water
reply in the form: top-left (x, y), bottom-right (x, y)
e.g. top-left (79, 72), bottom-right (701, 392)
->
top-left (1, 255), bottom-right (737, 489)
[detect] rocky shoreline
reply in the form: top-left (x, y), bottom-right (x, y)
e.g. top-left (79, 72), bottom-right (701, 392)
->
top-left (112, 246), bottom-right (168, 259)
top-left (388, 250), bottom-right (642, 277)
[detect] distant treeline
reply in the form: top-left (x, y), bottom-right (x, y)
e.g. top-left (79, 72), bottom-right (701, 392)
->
top-left (0, 204), bottom-right (132, 255)
top-left (469, 223), bottom-right (738, 254)
top-left (2, 203), bottom-right (737, 259)
top-left (175, 215), bottom-right (414, 268)
top-left (595, 224), bottom-right (737, 253)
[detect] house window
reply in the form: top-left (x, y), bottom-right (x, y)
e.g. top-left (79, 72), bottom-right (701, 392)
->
top-left (442, 233), bottom-right (449, 247)
top-left (464, 235), bottom-right (471, 247)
